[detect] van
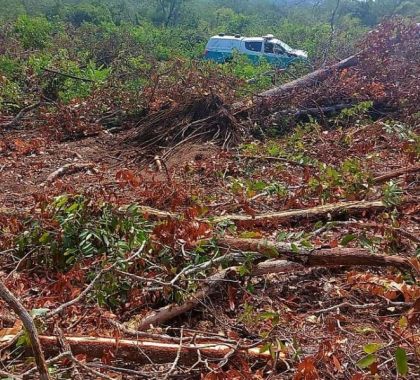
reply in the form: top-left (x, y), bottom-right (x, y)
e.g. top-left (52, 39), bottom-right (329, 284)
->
top-left (203, 34), bottom-right (307, 68)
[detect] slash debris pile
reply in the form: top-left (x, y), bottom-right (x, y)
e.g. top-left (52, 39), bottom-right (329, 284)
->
top-left (130, 94), bottom-right (244, 159)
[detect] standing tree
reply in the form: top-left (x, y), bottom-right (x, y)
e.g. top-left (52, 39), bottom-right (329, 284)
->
top-left (154, 0), bottom-right (189, 26)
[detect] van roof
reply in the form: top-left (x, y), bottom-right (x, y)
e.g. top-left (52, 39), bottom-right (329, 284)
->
top-left (210, 35), bottom-right (282, 44)
top-left (210, 35), bottom-right (244, 40)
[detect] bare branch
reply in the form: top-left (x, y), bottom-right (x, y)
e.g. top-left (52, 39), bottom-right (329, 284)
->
top-left (0, 280), bottom-right (50, 380)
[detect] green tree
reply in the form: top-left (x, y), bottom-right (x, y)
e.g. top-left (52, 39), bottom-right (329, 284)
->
top-left (152, 0), bottom-right (190, 26)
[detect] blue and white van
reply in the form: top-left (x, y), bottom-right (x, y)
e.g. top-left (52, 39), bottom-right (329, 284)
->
top-left (203, 34), bottom-right (307, 68)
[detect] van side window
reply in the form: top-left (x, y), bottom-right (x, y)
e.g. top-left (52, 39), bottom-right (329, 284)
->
top-left (264, 43), bottom-right (274, 54)
top-left (245, 41), bottom-right (262, 52)
top-left (274, 44), bottom-right (286, 55)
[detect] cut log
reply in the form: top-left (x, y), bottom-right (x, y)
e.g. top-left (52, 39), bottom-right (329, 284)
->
top-left (258, 54), bottom-right (359, 99)
top-left (218, 238), bottom-right (416, 274)
top-left (209, 200), bottom-right (384, 224)
top-left (373, 165), bottom-right (420, 184)
top-left (0, 334), bottom-right (270, 367)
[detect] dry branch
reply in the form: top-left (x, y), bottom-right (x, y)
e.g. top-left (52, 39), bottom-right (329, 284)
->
top-left (373, 165), bottom-right (420, 184)
top-left (46, 243), bottom-right (146, 319)
top-left (56, 327), bottom-right (82, 380)
top-left (131, 239), bottom-right (415, 331)
top-left (42, 67), bottom-right (95, 82)
top-left (1, 102), bottom-right (41, 129)
top-left (46, 162), bottom-right (96, 183)
top-left (0, 334), bottom-right (270, 367)
top-left (131, 268), bottom-right (232, 331)
top-left (130, 94), bottom-right (243, 156)
top-left (0, 280), bottom-right (50, 380)
top-left (137, 205), bottom-right (178, 219)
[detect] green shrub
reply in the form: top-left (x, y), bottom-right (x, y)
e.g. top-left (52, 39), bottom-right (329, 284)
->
top-left (65, 2), bottom-right (112, 27)
top-left (0, 77), bottom-right (22, 108)
top-left (14, 15), bottom-right (53, 49)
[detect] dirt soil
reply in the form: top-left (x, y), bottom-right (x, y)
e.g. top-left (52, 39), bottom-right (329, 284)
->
top-left (0, 120), bottom-right (419, 379)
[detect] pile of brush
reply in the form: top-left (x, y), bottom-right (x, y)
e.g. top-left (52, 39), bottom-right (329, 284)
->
top-left (128, 94), bottom-right (245, 159)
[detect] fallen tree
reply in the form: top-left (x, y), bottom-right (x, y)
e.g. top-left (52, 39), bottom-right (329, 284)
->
top-left (373, 164), bottom-right (420, 184)
top-left (209, 199), bottom-right (384, 223)
top-left (128, 53), bottom-right (361, 157)
top-left (0, 334), bottom-right (270, 368)
top-left (258, 55), bottom-right (359, 99)
top-left (135, 200), bottom-right (385, 224)
top-left (131, 241), bottom-right (415, 331)
top-left (217, 238), bottom-right (416, 273)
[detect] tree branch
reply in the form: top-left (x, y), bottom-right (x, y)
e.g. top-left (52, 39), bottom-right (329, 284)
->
top-left (0, 280), bottom-right (50, 380)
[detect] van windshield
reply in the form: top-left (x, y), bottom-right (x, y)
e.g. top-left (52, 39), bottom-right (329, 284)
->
top-left (278, 40), bottom-right (292, 52)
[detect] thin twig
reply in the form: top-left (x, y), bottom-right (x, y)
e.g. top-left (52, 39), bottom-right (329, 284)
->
top-left (87, 363), bottom-right (161, 378)
top-left (0, 369), bottom-right (21, 380)
top-left (42, 67), bottom-right (94, 82)
top-left (164, 328), bottom-right (183, 379)
top-left (70, 355), bottom-right (116, 380)
top-left (21, 351), bottom-right (72, 376)
top-left (314, 302), bottom-right (377, 314)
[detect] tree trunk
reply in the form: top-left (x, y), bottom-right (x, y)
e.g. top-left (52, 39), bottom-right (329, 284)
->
top-left (0, 334), bottom-right (271, 366)
top-left (258, 54), bottom-right (359, 98)
top-left (218, 238), bottom-right (416, 273)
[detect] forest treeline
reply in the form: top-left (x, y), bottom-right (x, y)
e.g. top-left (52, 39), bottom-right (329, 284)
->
top-left (0, 0), bottom-right (418, 110)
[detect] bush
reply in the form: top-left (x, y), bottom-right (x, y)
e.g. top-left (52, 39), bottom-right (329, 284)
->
top-left (65, 2), bottom-right (112, 27)
top-left (14, 15), bottom-right (53, 50)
